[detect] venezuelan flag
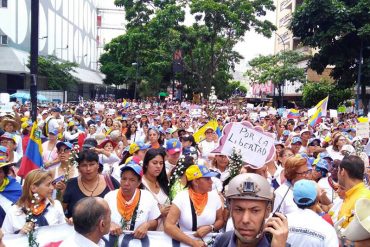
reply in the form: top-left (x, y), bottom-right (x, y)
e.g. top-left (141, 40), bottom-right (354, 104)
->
top-left (18, 121), bottom-right (43, 178)
top-left (308, 96), bottom-right (329, 127)
top-left (193, 119), bottom-right (218, 143)
top-left (123, 99), bottom-right (130, 108)
top-left (287, 109), bottom-right (300, 119)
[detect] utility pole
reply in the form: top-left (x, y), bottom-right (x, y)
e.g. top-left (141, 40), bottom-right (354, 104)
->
top-left (30, 0), bottom-right (39, 122)
top-left (275, 32), bottom-right (286, 108)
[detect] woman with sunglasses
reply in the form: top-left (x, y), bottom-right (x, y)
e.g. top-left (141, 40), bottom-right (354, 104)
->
top-left (273, 157), bottom-right (312, 215)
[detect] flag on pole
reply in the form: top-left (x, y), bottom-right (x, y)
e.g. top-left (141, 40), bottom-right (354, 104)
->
top-left (123, 99), bottom-right (130, 108)
top-left (193, 120), bottom-right (218, 143)
top-left (287, 109), bottom-right (300, 119)
top-left (18, 121), bottom-right (43, 178)
top-left (308, 96), bottom-right (329, 127)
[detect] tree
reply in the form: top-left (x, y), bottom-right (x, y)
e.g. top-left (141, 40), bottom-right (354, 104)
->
top-left (302, 79), bottom-right (353, 109)
top-left (217, 80), bottom-right (247, 100)
top-left (27, 55), bottom-right (79, 90)
top-left (245, 50), bottom-right (306, 107)
top-left (101, 0), bottom-right (276, 98)
top-left (291, 0), bottom-right (370, 114)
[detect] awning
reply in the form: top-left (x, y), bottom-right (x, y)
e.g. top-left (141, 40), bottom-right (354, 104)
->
top-left (0, 46), bottom-right (105, 85)
top-left (0, 46), bottom-right (29, 74)
top-left (70, 67), bottom-right (106, 85)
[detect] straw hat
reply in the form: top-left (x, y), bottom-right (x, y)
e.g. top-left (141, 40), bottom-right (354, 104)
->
top-left (0, 118), bottom-right (20, 131)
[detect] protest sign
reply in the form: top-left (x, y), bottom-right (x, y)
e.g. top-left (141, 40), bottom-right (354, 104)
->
top-left (212, 121), bottom-right (276, 168)
top-left (3, 224), bottom-right (218, 247)
top-left (0, 93), bottom-right (10, 104)
top-left (329, 109), bottom-right (338, 118)
top-left (190, 105), bottom-right (202, 118)
top-left (356, 122), bottom-right (369, 139)
top-left (268, 108), bottom-right (277, 115)
top-left (246, 103), bottom-right (254, 109)
top-left (0, 102), bottom-right (15, 113)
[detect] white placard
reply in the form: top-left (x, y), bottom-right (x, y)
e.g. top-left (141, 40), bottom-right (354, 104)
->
top-left (268, 108), bottom-right (277, 115)
top-left (260, 111), bottom-right (267, 118)
top-left (356, 122), bottom-right (369, 139)
top-left (329, 109), bottom-right (338, 118)
top-left (0, 93), bottom-right (10, 104)
top-left (213, 122), bottom-right (275, 168)
top-left (249, 112), bottom-right (258, 120)
top-left (0, 102), bottom-right (15, 113)
top-left (246, 103), bottom-right (254, 109)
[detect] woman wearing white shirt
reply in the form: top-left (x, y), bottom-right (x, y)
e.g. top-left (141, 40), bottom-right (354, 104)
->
top-left (164, 164), bottom-right (224, 247)
top-left (93, 139), bottom-right (120, 176)
top-left (105, 163), bottom-right (160, 239)
top-left (2, 169), bottom-right (66, 234)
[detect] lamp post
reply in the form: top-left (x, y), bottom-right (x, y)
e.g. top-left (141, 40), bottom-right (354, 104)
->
top-left (30, 0), bottom-right (39, 122)
top-left (208, 86), bottom-right (217, 118)
top-left (275, 32), bottom-right (287, 108)
top-left (132, 62), bottom-right (139, 100)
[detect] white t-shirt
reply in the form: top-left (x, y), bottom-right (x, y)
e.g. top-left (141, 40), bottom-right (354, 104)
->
top-left (273, 181), bottom-right (298, 215)
top-left (198, 140), bottom-right (217, 159)
top-left (287, 208), bottom-right (339, 247)
top-left (59, 232), bottom-right (105, 247)
top-left (2, 200), bottom-right (65, 234)
top-left (103, 189), bottom-right (160, 230)
top-left (318, 177), bottom-right (334, 203)
top-left (142, 179), bottom-right (169, 205)
top-left (172, 189), bottom-right (222, 232)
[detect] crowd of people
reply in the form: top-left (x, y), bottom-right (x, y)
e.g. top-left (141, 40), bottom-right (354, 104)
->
top-left (0, 98), bottom-right (369, 247)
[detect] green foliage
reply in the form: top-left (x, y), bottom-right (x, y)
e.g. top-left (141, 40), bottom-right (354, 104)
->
top-left (217, 80), bottom-right (247, 100)
top-left (291, 0), bottom-right (370, 88)
top-left (246, 50), bottom-right (306, 85)
top-left (302, 80), bottom-right (353, 108)
top-left (101, 0), bottom-right (276, 98)
top-left (27, 56), bottom-right (79, 90)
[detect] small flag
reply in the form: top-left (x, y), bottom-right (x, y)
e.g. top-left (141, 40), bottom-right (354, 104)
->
top-left (123, 99), bottom-right (130, 108)
top-left (287, 109), bottom-right (300, 119)
top-left (18, 121), bottom-right (44, 178)
top-left (308, 96), bottom-right (329, 127)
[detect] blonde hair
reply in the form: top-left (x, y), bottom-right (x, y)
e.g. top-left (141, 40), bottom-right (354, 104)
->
top-left (16, 169), bottom-right (53, 207)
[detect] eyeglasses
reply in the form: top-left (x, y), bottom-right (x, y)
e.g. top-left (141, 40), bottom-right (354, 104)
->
top-left (205, 131), bottom-right (213, 134)
top-left (296, 169), bottom-right (312, 175)
top-left (58, 149), bottom-right (71, 154)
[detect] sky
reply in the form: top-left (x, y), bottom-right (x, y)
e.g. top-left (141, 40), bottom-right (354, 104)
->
top-left (101, 0), bottom-right (276, 75)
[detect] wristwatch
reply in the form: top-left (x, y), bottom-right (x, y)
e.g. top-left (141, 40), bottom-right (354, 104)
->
top-left (210, 224), bottom-right (215, 232)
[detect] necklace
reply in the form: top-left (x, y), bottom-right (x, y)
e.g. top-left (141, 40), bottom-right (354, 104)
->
top-left (144, 175), bottom-right (159, 189)
top-left (81, 176), bottom-right (100, 196)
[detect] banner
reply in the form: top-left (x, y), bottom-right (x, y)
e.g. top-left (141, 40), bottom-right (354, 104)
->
top-left (212, 121), bottom-right (276, 168)
top-left (356, 122), bottom-right (369, 139)
top-left (189, 104), bottom-right (202, 118)
top-left (329, 110), bottom-right (338, 118)
top-left (3, 224), bottom-right (219, 247)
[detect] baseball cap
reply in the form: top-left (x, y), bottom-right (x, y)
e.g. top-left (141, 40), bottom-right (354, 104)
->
top-left (82, 138), bottom-right (98, 149)
top-left (300, 128), bottom-right (311, 136)
top-left (225, 173), bottom-right (273, 201)
top-left (293, 179), bottom-right (317, 206)
top-left (48, 129), bottom-right (59, 136)
top-left (56, 142), bottom-right (73, 150)
top-left (274, 141), bottom-right (284, 148)
top-left (282, 130), bottom-right (290, 136)
top-left (120, 162), bottom-right (143, 177)
top-left (319, 152), bottom-right (333, 161)
top-left (51, 107), bottom-right (61, 113)
top-left (291, 136), bottom-right (302, 144)
top-left (315, 159), bottom-right (329, 171)
top-left (129, 142), bottom-right (150, 155)
top-left (0, 133), bottom-right (17, 144)
top-left (185, 165), bottom-right (218, 181)
top-left (166, 138), bottom-right (182, 154)
top-left (308, 138), bottom-right (321, 146)
top-left (183, 146), bottom-right (198, 156)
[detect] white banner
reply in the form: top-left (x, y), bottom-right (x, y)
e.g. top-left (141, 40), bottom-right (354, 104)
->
top-left (3, 224), bottom-right (219, 247)
top-left (212, 121), bottom-right (276, 168)
top-left (356, 122), bottom-right (369, 139)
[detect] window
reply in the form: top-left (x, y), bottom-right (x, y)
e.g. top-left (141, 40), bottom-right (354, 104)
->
top-left (1, 0), bottom-right (7, 8)
top-left (0, 35), bottom-right (8, 45)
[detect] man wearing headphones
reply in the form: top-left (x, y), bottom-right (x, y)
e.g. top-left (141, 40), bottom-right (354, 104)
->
top-left (213, 173), bottom-right (289, 247)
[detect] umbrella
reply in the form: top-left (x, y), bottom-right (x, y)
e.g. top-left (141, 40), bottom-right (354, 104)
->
top-left (37, 94), bottom-right (48, 101)
top-left (10, 92), bottom-right (30, 99)
top-left (159, 92), bottom-right (168, 97)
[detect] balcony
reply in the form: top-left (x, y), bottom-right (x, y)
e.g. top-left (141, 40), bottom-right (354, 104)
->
top-left (279, 13), bottom-right (292, 28)
top-left (280, 0), bottom-right (292, 11)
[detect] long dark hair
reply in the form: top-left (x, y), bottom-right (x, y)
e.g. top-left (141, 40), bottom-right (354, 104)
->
top-left (142, 148), bottom-right (169, 195)
top-left (125, 123), bottom-right (137, 140)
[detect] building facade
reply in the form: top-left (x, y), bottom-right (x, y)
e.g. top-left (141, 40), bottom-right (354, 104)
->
top-left (0, 0), bottom-right (124, 101)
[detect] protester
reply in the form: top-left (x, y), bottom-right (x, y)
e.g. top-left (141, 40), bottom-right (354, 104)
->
top-left (213, 173), bottom-right (289, 247)
top-left (59, 197), bottom-right (111, 247)
top-left (2, 169), bottom-right (66, 234)
top-left (165, 138), bottom-right (182, 175)
top-left (104, 163), bottom-right (160, 238)
top-left (42, 130), bottom-right (59, 169)
top-left (286, 179), bottom-right (338, 246)
top-left (63, 150), bottom-right (120, 218)
top-left (164, 164), bottom-right (224, 246)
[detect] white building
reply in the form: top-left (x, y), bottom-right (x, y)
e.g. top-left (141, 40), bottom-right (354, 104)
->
top-left (0, 0), bottom-right (125, 101)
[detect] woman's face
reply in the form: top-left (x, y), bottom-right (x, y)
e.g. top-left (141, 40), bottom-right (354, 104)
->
top-left (120, 170), bottom-right (141, 196)
top-left (148, 129), bottom-right (159, 143)
top-left (112, 122), bottom-right (120, 130)
top-left (181, 140), bottom-right (192, 148)
top-left (57, 146), bottom-right (71, 162)
top-left (106, 118), bottom-right (113, 127)
top-left (130, 125), bottom-right (137, 133)
top-left (279, 150), bottom-right (294, 167)
top-left (104, 142), bottom-right (114, 152)
top-left (293, 165), bottom-right (312, 184)
top-left (89, 126), bottom-right (96, 134)
top-left (336, 136), bottom-right (346, 148)
top-left (143, 125), bottom-right (149, 133)
top-left (4, 123), bottom-right (14, 133)
top-left (32, 176), bottom-right (54, 199)
top-left (78, 160), bottom-right (99, 180)
top-left (146, 155), bottom-right (164, 177)
top-left (121, 121), bottom-right (127, 128)
top-left (195, 177), bottom-right (213, 193)
top-left (215, 155), bottom-right (229, 170)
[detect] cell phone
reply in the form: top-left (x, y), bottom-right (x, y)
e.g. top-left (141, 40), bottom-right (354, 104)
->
top-left (52, 175), bottom-right (65, 185)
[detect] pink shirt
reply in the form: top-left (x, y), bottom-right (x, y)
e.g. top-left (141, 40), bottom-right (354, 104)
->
top-left (42, 141), bottom-right (58, 164)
